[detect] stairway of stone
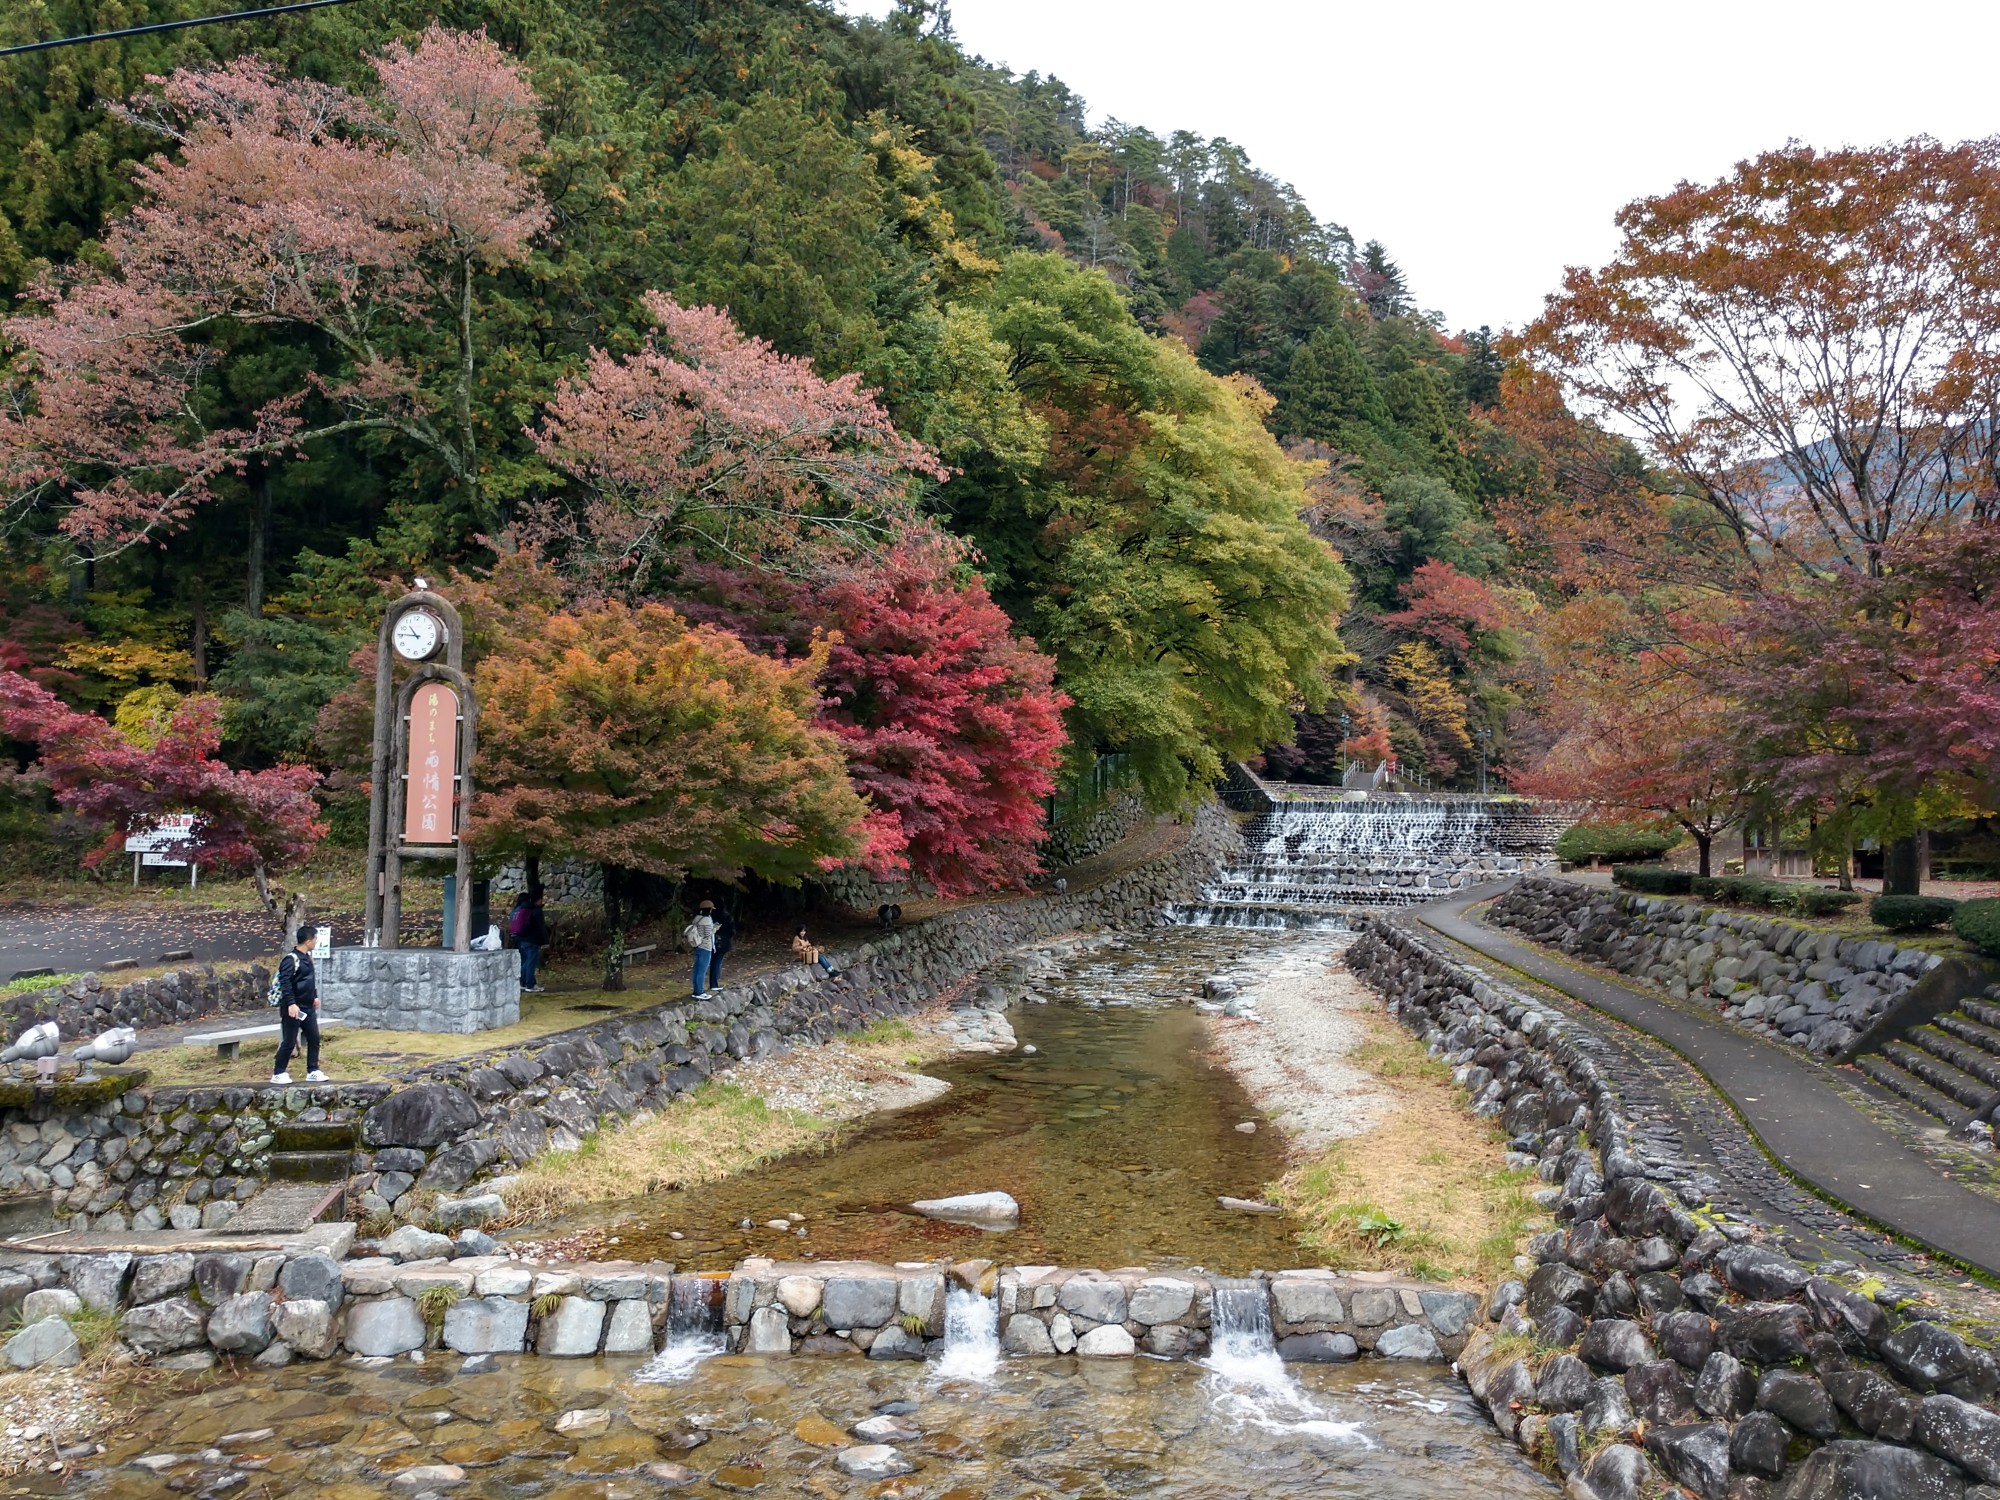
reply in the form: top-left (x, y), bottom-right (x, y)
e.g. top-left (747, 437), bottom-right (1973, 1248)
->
top-left (266, 1118), bottom-right (360, 1184)
top-left (1853, 997), bottom-right (2000, 1129)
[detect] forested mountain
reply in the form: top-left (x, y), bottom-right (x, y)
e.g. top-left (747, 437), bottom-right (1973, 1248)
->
top-left (0, 0), bottom-right (1540, 890)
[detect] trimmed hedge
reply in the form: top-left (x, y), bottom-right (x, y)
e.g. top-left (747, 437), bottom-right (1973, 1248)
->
top-left (1953, 899), bottom-right (2000, 958)
top-left (1870, 894), bottom-right (1960, 933)
top-left (1613, 865), bottom-right (1694, 895)
top-left (1692, 875), bottom-right (1791, 909)
top-left (1793, 887), bottom-right (1864, 918)
top-left (1556, 821), bottom-right (1681, 865)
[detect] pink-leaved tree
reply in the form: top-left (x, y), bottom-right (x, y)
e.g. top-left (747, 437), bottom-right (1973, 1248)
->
top-left (0, 25), bottom-right (547, 550)
top-left (525, 292), bottom-right (948, 587)
top-left (0, 672), bottom-right (325, 901)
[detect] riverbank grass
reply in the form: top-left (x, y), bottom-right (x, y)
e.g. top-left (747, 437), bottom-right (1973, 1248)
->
top-left (1275, 1015), bottom-right (1539, 1286)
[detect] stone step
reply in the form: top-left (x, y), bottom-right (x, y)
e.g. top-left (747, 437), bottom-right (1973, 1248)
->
top-left (1964, 998), bottom-right (2000, 1034)
top-left (1935, 1010), bottom-right (2000, 1060)
top-left (1881, 1040), bottom-right (1991, 1110)
top-left (268, 1150), bottom-right (354, 1184)
top-left (224, 1182), bottom-right (344, 1235)
top-left (1855, 1055), bottom-right (1973, 1129)
top-left (271, 1120), bottom-right (360, 1153)
top-left (1908, 1024), bottom-right (2000, 1092)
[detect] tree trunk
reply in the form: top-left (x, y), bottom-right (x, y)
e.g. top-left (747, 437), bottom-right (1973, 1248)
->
top-left (1694, 830), bottom-right (1713, 878)
top-left (1883, 834), bottom-right (1922, 896)
top-left (525, 853), bottom-right (542, 899)
top-left (190, 581), bottom-right (208, 685)
top-left (246, 466), bottom-right (273, 615)
top-left (1838, 838), bottom-right (1855, 892)
top-left (601, 862), bottom-right (626, 991)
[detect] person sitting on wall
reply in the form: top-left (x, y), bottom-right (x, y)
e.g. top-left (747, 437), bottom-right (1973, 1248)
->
top-left (792, 926), bottom-right (838, 977)
top-left (272, 924), bottom-right (328, 1085)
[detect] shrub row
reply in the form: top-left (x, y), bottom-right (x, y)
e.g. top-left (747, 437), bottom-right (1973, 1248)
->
top-left (1555, 821), bottom-right (1680, 865)
top-left (1869, 893), bottom-right (1960, 932)
top-left (1955, 898), bottom-right (2000, 958)
top-left (1610, 865), bottom-right (1693, 895)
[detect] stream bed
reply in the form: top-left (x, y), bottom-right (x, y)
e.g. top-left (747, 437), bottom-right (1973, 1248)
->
top-left (561, 929), bottom-right (1340, 1272)
top-left (56, 1344), bottom-right (1560, 1500)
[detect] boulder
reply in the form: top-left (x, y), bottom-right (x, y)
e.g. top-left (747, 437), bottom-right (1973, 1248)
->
top-left (1656, 1309), bottom-right (1714, 1370)
top-left (416, 1139), bottom-right (499, 1194)
top-left (270, 1298), bottom-right (338, 1360)
top-left (822, 1276), bottom-right (898, 1331)
top-left (537, 1296), bottom-right (604, 1357)
top-left (1076, 1324), bottom-right (1136, 1357)
top-left (1643, 1421), bottom-right (1730, 1500)
top-left (4, 1317), bottom-right (79, 1370)
top-left (741, 1306), bottom-right (790, 1354)
top-left (1778, 1440), bottom-right (1967, 1500)
top-left (1276, 1332), bottom-right (1357, 1362)
top-left (604, 1300), bottom-right (654, 1354)
top-left (1759, 1367), bottom-right (1839, 1439)
top-left (1001, 1314), bottom-right (1054, 1355)
top-left (1917, 1394), bottom-right (2000, 1485)
top-left (1578, 1318), bottom-right (1656, 1372)
top-left (131, 1254), bottom-right (195, 1305)
top-left (835, 1446), bottom-right (914, 1480)
top-left (61, 1252), bottom-right (132, 1311)
top-left (1376, 1324), bottom-right (1442, 1360)
top-left (776, 1277), bottom-right (821, 1318)
top-left (1535, 1353), bottom-right (1593, 1412)
top-left (1625, 1359), bottom-right (1693, 1425)
top-left (119, 1296), bottom-right (208, 1355)
top-left (362, 1083), bottom-right (481, 1150)
top-left (1884, 1322), bottom-right (1981, 1393)
top-left (206, 1292), bottom-right (275, 1354)
top-left (1526, 1262), bottom-right (1597, 1321)
top-left (1729, 1410), bottom-right (1790, 1478)
top-left (21, 1288), bottom-right (80, 1323)
top-left (1130, 1277), bottom-right (1196, 1325)
top-left (381, 1226), bottom-right (454, 1263)
top-left (278, 1253), bottom-right (344, 1308)
top-left (1715, 1245), bottom-right (1810, 1301)
top-left (1580, 1442), bottom-right (1649, 1500)
top-left (344, 1297), bottom-right (426, 1357)
top-left (908, 1191), bottom-right (1018, 1230)
top-left (866, 1326), bottom-right (924, 1360)
top-left (1057, 1276), bottom-right (1127, 1326)
top-left (1693, 1350), bottom-right (1757, 1420)
top-left (1722, 1304), bottom-right (1813, 1366)
top-left (433, 1195), bottom-right (504, 1230)
top-left (442, 1297), bottom-right (529, 1355)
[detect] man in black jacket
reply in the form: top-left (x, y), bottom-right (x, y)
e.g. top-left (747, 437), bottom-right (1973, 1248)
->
top-left (272, 925), bottom-right (327, 1085)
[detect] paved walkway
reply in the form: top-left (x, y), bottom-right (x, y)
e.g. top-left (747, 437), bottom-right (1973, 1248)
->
top-left (1420, 884), bottom-right (2000, 1279)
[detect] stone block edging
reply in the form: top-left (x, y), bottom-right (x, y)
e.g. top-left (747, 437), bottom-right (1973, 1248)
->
top-left (1350, 913), bottom-right (2000, 1500)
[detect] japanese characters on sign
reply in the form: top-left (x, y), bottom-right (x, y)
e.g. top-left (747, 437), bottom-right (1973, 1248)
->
top-left (402, 681), bottom-right (460, 847)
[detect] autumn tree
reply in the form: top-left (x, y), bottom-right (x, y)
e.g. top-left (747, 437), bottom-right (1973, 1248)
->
top-left (0, 26), bottom-right (549, 552)
top-left (469, 597), bottom-right (873, 983)
top-left (1520, 138), bottom-right (2000, 578)
top-left (0, 671), bottom-right (324, 895)
top-left (527, 293), bottom-right (947, 588)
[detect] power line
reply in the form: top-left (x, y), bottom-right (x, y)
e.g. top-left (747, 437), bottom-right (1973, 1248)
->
top-left (0, 0), bottom-right (365, 58)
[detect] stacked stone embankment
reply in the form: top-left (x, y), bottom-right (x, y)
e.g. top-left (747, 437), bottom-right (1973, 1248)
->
top-left (725, 1258), bottom-right (1477, 1362)
top-left (1351, 913), bottom-right (2000, 1500)
top-left (1487, 876), bottom-right (1939, 1056)
top-left (0, 804), bottom-right (1241, 1232)
top-left (0, 961), bottom-right (268, 1041)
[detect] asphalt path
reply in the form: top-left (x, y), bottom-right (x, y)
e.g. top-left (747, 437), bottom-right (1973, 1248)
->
top-left (1422, 883), bottom-right (2000, 1278)
top-left (0, 908), bottom-right (352, 978)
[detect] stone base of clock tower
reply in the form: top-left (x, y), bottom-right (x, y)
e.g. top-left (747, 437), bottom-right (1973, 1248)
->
top-left (319, 947), bottom-right (520, 1033)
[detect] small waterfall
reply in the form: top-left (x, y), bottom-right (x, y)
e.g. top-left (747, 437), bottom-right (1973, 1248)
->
top-left (1201, 1279), bottom-right (1368, 1444)
top-left (929, 1286), bottom-right (1000, 1382)
top-left (635, 1274), bottom-right (727, 1383)
top-left (1171, 793), bottom-right (1563, 927)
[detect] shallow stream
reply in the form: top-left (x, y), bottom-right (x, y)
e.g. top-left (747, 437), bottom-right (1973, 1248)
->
top-left (573, 929), bottom-right (1339, 1271)
top-left (61, 1344), bottom-right (1560, 1500)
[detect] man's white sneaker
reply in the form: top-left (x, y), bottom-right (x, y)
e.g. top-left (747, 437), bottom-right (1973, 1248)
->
top-left (270, 1072), bottom-right (292, 1085)
top-left (305, 1070), bottom-right (330, 1083)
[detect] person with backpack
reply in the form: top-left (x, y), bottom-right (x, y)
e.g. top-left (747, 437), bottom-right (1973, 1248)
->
top-left (511, 891), bottom-right (549, 994)
top-left (708, 902), bottom-right (736, 990)
top-left (271, 924), bottom-right (327, 1084)
top-left (685, 900), bottom-right (718, 997)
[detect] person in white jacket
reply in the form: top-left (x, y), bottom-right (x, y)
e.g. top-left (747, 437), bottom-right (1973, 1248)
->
top-left (686, 900), bottom-right (719, 996)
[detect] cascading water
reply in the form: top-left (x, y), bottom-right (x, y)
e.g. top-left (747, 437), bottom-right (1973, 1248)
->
top-left (635, 1274), bottom-right (727, 1383)
top-left (1171, 792), bottom-right (1564, 928)
top-left (929, 1286), bottom-right (1001, 1382)
top-left (1201, 1279), bottom-right (1368, 1444)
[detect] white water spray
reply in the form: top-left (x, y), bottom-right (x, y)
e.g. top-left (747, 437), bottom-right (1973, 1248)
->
top-left (635, 1275), bottom-right (727, 1384)
top-left (929, 1286), bottom-right (1000, 1382)
top-left (1200, 1281), bottom-right (1369, 1445)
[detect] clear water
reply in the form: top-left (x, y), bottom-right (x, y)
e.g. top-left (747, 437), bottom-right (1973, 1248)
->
top-left (931, 1286), bottom-right (1001, 1383)
top-left (580, 928), bottom-right (1313, 1273)
top-left (68, 1350), bottom-right (1560, 1499)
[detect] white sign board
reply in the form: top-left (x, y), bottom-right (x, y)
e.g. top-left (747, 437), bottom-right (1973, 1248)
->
top-left (141, 851), bottom-right (190, 868)
top-left (125, 814), bottom-right (197, 854)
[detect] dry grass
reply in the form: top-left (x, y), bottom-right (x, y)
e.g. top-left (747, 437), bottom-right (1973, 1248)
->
top-left (1274, 1014), bottom-right (1539, 1287)
top-left (499, 1080), bottom-right (837, 1226)
top-left (498, 1011), bottom-right (961, 1227)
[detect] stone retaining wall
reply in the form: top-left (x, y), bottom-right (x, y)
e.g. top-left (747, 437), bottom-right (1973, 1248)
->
top-left (0, 804), bottom-right (1241, 1232)
top-left (726, 1257), bottom-right (1476, 1363)
top-left (1043, 791), bottom-right (1147, 868)
top-left (1350, 913), bottom-right (2000, 1500)
top-left (1486, 876), bottom-right (1940, 1056)
top-left (0, 961), bottom-right (269, 1040)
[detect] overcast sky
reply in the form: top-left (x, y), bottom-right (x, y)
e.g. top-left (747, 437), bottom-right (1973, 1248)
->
top-left (837, 0), bottom-right (2000, 333)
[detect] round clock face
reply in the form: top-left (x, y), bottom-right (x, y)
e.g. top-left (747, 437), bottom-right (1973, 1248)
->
top-left (392, 608), bottom-right (444, 662)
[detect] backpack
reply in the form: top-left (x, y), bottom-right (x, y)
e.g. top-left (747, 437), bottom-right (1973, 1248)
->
top-left (681, 919), bottom-right (703, 948)
top-left (509, 905), bottom-right (530, 938)
top-left (266, 953), bottom-right (291, 1007)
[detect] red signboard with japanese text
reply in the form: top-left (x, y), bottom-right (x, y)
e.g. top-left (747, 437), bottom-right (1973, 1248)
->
top-left (403, 682), bottom-right (460, 846)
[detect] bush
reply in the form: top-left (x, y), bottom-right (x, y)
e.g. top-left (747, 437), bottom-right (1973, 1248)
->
top-left (1556, 821), bottom-right (1681, 865)
top-left (1952, 899), bottom-right (2000, 958)
top-left (1870, 894), bottom-right (1960, 932)
top-left (1613, 865), bottom-right (1694, 895)
top-left (1792, 887), bottom-right (1864, 918)
top-left (1692, 875), bottom-right (1792, 909)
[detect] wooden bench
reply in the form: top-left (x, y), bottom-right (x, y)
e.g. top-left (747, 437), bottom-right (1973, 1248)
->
top-left (619, 944), bottom-right (657, 967)
top-left (185, 1018), bottom-right (342, 1060)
